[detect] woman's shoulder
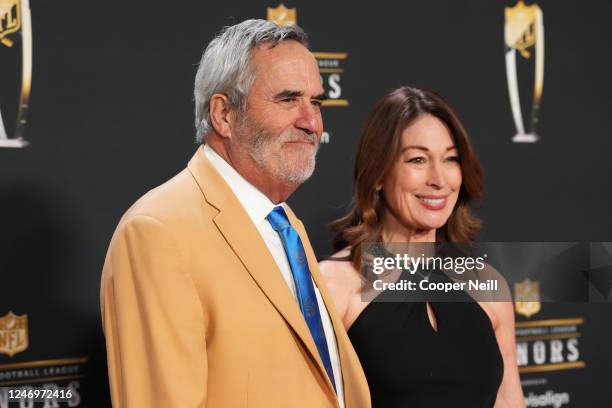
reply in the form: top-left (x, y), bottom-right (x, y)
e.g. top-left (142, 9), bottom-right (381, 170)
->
top-left (320, 248), bottom-right (355, 275)
top-left (475, 262), bottom-right (514, 330)
top-left (319, 249), bottom-right (363, 294)
top-left (319, 248), bottom-right (366, 327)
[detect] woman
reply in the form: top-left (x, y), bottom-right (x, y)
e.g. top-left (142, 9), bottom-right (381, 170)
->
top-left (320, 87), bottom-right (524, 407)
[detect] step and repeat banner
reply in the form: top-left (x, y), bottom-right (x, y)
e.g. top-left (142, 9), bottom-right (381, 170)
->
top-left (1, 1), bottom-right (611, 406)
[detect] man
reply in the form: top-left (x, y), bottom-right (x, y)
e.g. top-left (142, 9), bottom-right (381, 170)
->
top-left (100, 19), bottom-right (370, 407)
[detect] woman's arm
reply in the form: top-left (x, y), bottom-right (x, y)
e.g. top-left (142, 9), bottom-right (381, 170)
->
top-left (492, 301), bottom-right (526, 408)
top-left (319, 260), bottom-right (352, 326)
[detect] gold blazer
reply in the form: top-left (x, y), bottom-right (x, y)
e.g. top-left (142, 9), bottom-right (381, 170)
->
top-left (100, 148), bottom-right (371, 407)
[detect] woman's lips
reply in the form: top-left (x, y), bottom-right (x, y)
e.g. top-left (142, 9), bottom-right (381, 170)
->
top-left (415, 195), bottom-right (447, 210)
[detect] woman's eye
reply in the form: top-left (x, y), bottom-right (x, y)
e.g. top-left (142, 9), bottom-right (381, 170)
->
top-left (445, 156), bottom-right (460, 163)
top-left (406, 157), bottom-right (426, 164)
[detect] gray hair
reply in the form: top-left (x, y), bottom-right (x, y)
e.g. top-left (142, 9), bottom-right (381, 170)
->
top-left (194, 19), bottom-right (309, 143)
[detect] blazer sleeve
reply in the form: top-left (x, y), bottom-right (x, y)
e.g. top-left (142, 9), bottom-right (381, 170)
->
top-left (100, 214), bottom-right (207, 407)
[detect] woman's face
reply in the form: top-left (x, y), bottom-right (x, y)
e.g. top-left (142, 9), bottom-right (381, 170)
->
top-left (381, 114), bottom-right (462, 233)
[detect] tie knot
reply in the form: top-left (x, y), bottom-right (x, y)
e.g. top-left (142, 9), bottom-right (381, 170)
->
top-left (266, 206), bottom-right (291, 232)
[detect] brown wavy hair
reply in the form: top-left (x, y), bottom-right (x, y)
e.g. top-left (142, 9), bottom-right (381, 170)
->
top-left (332, 86), bottom-right (483, 269)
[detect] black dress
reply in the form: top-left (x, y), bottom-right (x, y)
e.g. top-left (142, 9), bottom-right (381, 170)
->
top-left (348, 300), bottom-right (504, 408)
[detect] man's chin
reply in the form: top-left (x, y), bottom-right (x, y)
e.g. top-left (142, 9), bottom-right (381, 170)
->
top-left (278, 160), bottom-right (316, 185)
top-left (281, 148), bottom-right (316, 167)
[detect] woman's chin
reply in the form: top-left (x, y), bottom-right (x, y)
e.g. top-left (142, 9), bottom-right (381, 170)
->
top-left (414, 217), bottom-right (448, 233)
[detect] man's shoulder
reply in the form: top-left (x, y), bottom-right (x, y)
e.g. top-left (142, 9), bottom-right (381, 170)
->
top-left (119, 167), bottom-right (213, 230)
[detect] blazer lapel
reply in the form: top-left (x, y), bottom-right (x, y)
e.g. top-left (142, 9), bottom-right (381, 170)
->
top-left (187, 148), bottom-right (338, 402)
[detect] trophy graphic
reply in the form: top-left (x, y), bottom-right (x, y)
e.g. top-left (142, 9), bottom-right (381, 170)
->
top-left (0, 0), bottom-right (32, 148)
top-left (504, 1), bottom-right (544, 143)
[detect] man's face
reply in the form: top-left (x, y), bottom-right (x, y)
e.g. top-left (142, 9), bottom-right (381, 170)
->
top-left (233, 40), bottom-right (325, 186)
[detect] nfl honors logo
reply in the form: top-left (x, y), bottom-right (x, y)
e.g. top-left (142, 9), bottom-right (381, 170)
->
top-left (0, 311), bottom-right (29, 357)
top-left (514, 278), bottom-right (541, 318)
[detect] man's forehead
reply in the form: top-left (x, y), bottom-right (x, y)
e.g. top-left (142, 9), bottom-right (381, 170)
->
top-left (252, 42), bottom-right (316, 69)
top-left (250, 42), bottom-right (323, 94)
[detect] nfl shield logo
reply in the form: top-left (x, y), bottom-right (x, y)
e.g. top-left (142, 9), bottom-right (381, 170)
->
top-left (0, 0), bottom-right (21, 46)
top-left (0, 311), bottom-right (29, 357)
top-left (267, 4), bottom-right (297, 26)
top-left (514, 279), bottom-right (541, 318)
top-left (505, 0), bottom-right (539, 57)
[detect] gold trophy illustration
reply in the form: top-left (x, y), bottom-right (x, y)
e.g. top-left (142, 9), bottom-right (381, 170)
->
top-left (504, 1), bottom-right (544, 143)
top-left (0, 0), bottom-right (32, 148)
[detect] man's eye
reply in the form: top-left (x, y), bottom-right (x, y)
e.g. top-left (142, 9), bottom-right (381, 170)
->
top-left (281, 98), bottom-right (295, 103)
top-left (311, 100), bottom-right (323, 107)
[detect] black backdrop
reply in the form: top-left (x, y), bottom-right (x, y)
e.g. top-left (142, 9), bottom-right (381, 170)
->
top-left (1, 1), bottom-right (611, 406)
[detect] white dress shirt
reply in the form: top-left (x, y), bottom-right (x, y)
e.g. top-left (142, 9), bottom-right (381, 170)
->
top-left (203, 145), bottom-right (345, 406)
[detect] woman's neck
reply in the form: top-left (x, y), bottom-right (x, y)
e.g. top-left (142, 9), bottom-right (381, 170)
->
top-left (381, 212), bottom-right (437, 243)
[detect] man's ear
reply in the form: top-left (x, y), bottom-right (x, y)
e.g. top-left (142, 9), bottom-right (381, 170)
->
top-left (209, 93), bottom-right (236, 139)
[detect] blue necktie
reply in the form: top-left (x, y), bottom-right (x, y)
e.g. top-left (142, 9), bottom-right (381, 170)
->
top-left (266, 206), bottom-right (337, 392)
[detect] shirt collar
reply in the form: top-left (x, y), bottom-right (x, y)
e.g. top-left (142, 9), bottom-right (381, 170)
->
top-left (203, 144), bottom-right (279, 225)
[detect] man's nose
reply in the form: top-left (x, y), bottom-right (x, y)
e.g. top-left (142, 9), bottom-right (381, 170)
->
top-left (295, 102), bottom-right (321, 135)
